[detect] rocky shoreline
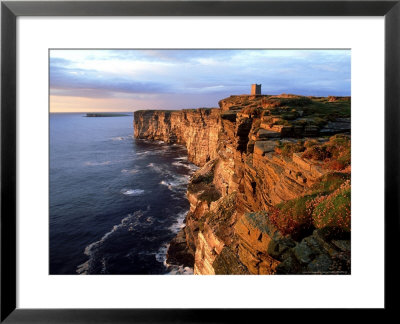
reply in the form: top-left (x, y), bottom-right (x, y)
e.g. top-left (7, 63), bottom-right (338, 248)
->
top-left (134, 94), bottom-right (351, 275)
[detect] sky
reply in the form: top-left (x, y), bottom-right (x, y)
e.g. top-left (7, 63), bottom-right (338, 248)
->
top-left (49, 49), bottom-right (351, 112)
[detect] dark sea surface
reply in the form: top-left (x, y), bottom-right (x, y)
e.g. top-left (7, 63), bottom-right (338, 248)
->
top-left (49, 113), bottom-right (196, 274)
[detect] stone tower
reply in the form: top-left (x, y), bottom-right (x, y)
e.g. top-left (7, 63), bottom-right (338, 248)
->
top-left (251, 84), bottom-right (261, 95)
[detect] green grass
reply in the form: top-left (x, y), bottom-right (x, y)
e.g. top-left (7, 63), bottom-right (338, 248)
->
top-left (267, 173), bottom-right (351, 235)
top-left (198, 186), bottom-right (221, 204)
top-left (301, 134), bottom-right (351, 170)
top-left (310, 172), bottom-right (350, 195)
top-left (312, 185), bottom-right (351, 231)
top-left (275, 195), bottom-right (316, 223)
top-left (275, 141), bottom-right (305, 158)
top-left (188, 171), bottom-right (214, 193)
top-left (301, 101), bottom-right (351, 120)
top-left (262, 98), bottom-right (350, 129)
top-left (265, 96), bottom-right (313, 108)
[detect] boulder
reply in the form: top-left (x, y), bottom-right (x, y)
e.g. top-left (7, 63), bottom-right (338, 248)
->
top-left (166, 228), bottom-right (195, 268)
top-left (320, 118), bottom-right (351, 134)
top-left (257, 128), bottom-right (281, 139)
top-left (254, 141), bottom-right (277, 156)
top-left (267, 237), bottom-right (296, 261)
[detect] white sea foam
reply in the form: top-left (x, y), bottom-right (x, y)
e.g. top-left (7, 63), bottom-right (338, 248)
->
top-left (100, 257), bottom-right (108, 274)
top-left (155, 242), bottom-right (194, 275)
top-left (121, 168), bottom-right (139, 175)
top-left (76, 260), bottom-right (89, 275)
top-left (147, 163), bottom-right (165, 174)
top-left (145, 216), bottom-right (154, 225)
top-left (167, 265), bottom-right (194, 275)
top-left (83, 209), bottom-right (147, 258)
top-left (160, 180), bottom-right (173, 191)
top-left (172, 161), bottom-right (188, 168)
top-left (155, 243), bottom-right (169, 265)
top-left (85, 157), bottom-right (135, 166)
top-left (121, 188), bottom-right (145, 196)
top-left (169, 210), bottom-right (188, 234)
top-left (172, 161), bottom-right (199, 174)
top-left (111, 135), bottom-right (133, 141)
top-left (135, 150), bottom-right (151, 156)
top-left (77, 210), bottom-right (144, 274)
top-left (174, 156), bottom-right (188, 161)
top-left (160, 175), bottom-right (189, 192)
top-left (84, 161), bottom-right (112, 166)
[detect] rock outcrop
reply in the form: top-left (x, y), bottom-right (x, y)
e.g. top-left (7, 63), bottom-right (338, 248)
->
top-left (134, 108), bottom-right (220, 166)
top-left (134, 94), bottom-right (351, 275)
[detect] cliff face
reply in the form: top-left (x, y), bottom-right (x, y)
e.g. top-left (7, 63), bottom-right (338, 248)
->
top-left (134, 109), bottom-right (220, 166)
top-left (134, 94), bottom-right (351, 275)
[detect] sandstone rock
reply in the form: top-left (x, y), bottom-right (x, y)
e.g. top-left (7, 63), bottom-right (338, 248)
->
top-left (166, 228), bottom-right (195, 268)
top-left (221, 112), bottom-right (237, 122)
top-left (267, 237), bottom-right (296, 261)
top-left (293, 240), bottom-right (315, 264)
top-left (246, 140), bottom-right (255, 153)
top-left (306, 254), bottom-right (333, 273)
top-left (194, 227), bottom-right (224, 275)
top-left (331, 239), bottom-right (351, 252)
top-left (293, 153), bottom-right (312, 171)
top-left (213, 247), bottom-right (249, 275)
top-left (274, 227), bottom-right (352, 274)
top-left (235, 117), bottom-right (253, 152)
top-left (253, 141), bottom-right (277, 156)
top-left (328, 96), bottom-right (351, 102)
top-left (260, 124), bottom-right (293, 137)
top-left (234, 212), bottom-right (281, 274)
top-left (134, 94), bottom-right (351, 275)
top-left (134, 109), bottom-right (220, 166)
top-left (275, 254), bottom-right (302, 274)
top-left (304, 125), bottom-right (319, 136)
top-left (257, 128), bottom-right (281, 139)
top-left (293, 125), bottom-right (304, 136)
top-left (320, 118), bottom-right (351, 135)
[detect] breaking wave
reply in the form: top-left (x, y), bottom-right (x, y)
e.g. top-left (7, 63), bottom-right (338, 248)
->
top-left (77, 210), bottom-right (145, 274)
top-left (84, 161), bottom-right (112, 166)
top-left (175, 156), bottom-right (188, 161)
top-left (172, 161), bottom-right (199, 173)
top-left (153, 209), bottom-right (193, 275)
top-left (147, 162), bottom-right (166, 174)
top-left (160, 175), bottom-right (189, 192)
top-left (121, 168), bottom-right (139, 174)
top-left (111, 135), bottom-right (133, 141)
top-left (169, 210), bottom-right (188, 234)
top-left (167, 265), bottom-right (194, 275)
top-left (121, 188), bottom-right (145, 196)
top-left (155, 242), bottom-right (193, 275)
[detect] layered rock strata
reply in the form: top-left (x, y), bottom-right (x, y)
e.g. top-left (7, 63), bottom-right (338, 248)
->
top-left (134, 95), bottom-right (351, 275)
top-left (134, 109), bottom-right (220, 166)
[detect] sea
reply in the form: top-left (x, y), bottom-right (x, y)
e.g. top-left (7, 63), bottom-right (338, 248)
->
top-left (49, 113), bottom-right (197, 275)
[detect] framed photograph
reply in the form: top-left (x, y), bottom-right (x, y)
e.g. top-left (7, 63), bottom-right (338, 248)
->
top-left (1, 0), bottom-right (398, 321)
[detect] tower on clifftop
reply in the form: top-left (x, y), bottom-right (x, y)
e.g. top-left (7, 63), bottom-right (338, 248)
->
top-left (251, 84), bottom-right (261, 95)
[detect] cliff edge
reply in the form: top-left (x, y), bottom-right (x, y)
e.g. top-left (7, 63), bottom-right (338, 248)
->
top-left (134, 94), bottom-right (351, 275)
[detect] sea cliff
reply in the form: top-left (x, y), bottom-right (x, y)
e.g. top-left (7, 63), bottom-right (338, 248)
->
top-left (134, 94), bottom-right (351, 275)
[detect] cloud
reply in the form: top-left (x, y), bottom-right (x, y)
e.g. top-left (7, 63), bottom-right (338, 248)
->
top-left (50, 64), bottom-right (171, 98)
top-left (49, 49), bottom-right (351, 111)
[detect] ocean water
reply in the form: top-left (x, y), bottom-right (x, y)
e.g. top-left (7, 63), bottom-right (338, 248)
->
top-left (49, 113), bottom-right (197, 274)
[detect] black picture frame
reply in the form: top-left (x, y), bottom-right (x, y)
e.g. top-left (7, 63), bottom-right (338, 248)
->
top-left (1, 0), bottom-right (399, 322)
